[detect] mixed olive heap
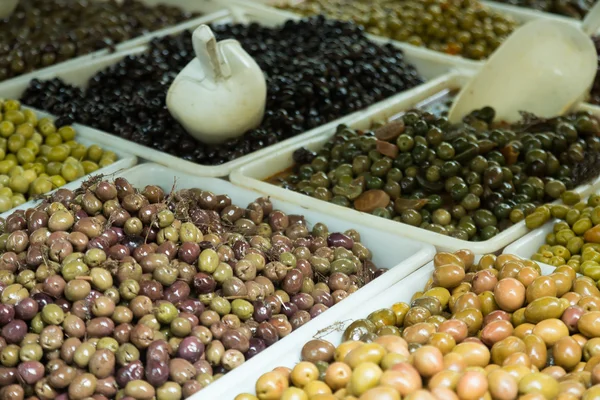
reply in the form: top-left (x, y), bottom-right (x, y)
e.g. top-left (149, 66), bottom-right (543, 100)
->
top-left (0, 176), bottom-right (384, 400)
top-left (236, 249), bottom-right (600, 400)
top-left (0, 99), bottom-right (117, 213)
top-left (493, 0), bottom-right (595, 19)
top-left (275, 0), bottom-right (518, 60)
top-left (528, 190), bottom-right (600, 279)
top-left (589, 36), bottom-right (600, 106)
top-left (19, 17), bottom-right (424, 166)
top-left (0, 0), bottom-right (198, 81)
top-left (270, 107), bottom-right (600, 241)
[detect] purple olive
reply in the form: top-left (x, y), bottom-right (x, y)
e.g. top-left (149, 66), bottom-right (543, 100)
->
top-left (86, 317), bottom-right (115, 337)
top-left (0, 304), bottom-right (14, 326)
top-left (0, 252), bottom-right (19, 273)
top-left (146, 340), bottom-right (172, 364)
top-left (232, 241), bottom-right (249, 259)
top-left (101, 228), bottom-right (119, 246)
top-left (562, 305), bottom-right (585, 333)
top-left (281, 302), bottom-right (298, 319)
top-left (222, 329), bottom-right (250, 353)
top-left (115, 360), bottom-right (144, 388)
top-left (0, 367), bottom-right (17, 385)
top-left (55, 298), bottom-right (71, 313)
top-left (327, 232), bottom-right (354, 249)
top-left (177, 299), bottom-right (205, 317)
top-left (291, 293), bottom-right (314, 311)
top-left (14, 298), bottom-right (38, 321)
top-left (189, 363), bottom-right (209, 383)
top-left (176, 336), bottom-right (204, 363)
top-left (5, 214), bottom-right (26, 233)
top-left (252, 301), bottom-right (272, 323)
top-left (256, 321), bottom-right (279, 346)
top-left (193, 273), bottom-right (216, 294)
top-left (290, 310), bottom-right (311, 330)
top-left (309, 304), bottom-right (329, 319)
top-left (139, 280), bottom-right (164, 301)
top-left (86, 290), bottom-right (102, 302)
top-left (163, 281), bottom-right (190, 304)
top-left (156, 241), bottom-right (178, 260)
top-left (51, 188), bottom-right (75, 205)
top-left (145, 360), bottom-right (169, 386)
top-left (313, 289), bottom-right (334, 307)
top-left (2, 319), bottom-right (27, 344)
top-left (122, 235), bottom-right (144, 253)
top-left (108, 244), bottom-right (130, 260)
top-left (25, 245), bottom-right (44, 267)
top-left (32, 293), bottom-right (53, 309)
top-left (17, 361), bottom-right (44, 384)
top-left (245, 338), bottom-right (266, 359)
top-left (27, 210), bottom-right (49, 232)
top-left (87, 237), bottom-right (110, 251)
top-left (178, 242), bottom-right (200, 265)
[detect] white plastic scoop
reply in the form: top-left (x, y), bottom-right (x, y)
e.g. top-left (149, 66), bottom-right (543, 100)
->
top-left (582, 0), bottom-right (600, 36)
top-left (0, 0), bottom-right (18, 18)
top-left (448, 12), bottom-right (599, 124)
top-left (166, 25), bottom-right (267, 144)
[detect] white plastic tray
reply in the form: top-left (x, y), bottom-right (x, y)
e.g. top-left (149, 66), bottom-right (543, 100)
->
top-left (503, 220), bottom-right (558, 271)
top-left (229, 74), bottom-right (600, 254)
top-left (236, 0), bottom-right (580, 68)
top-left (0, 6), bottom-right (461, 177)
top-left (0, 109), bottom-right (138, 218)
top-left (0, 3), bottom-right (231, 88)
top-left (75, 162), bottom-right (434, 400)
top-left (483, 1), bottom-right (592, 27)
top-left (201, 255), bottom-right (557, 399)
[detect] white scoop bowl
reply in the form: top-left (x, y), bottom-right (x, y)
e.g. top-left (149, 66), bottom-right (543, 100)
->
top-left (166, 25), bottom-right (267, 144)
top-left (0, 0), bottom-right (18, 18)
top-left (448, 16), bottom-right (598, 124)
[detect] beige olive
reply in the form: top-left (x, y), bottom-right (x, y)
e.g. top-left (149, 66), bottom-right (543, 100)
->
top-left (451, 342), bottom-right (490, 367)
top-left (494, 278), bottom-right (525, 312)
top-left (525, 297), bottom-right (569, 324)
top-left (523, 334), bottom-right (548, 370)
top-left (487, 368), bottom-right (518, 400)
top-left (380, 362), bottom-right (422, 396)
top-left (578, 311), bottom-right (600, 338)
top-left (554, 336), bottom-right (583, 371)
top-left (456, 370), bottom-right (488, 400)
top-left (481, 320), bottom-right (514, 347)
top-left (347, 362), bottom-right (382, 396)
top-left (433, 264), bottom-right (465, 289)
top-left (255, 371), bottom-right (289, 400)
top-left (491, 336), bottom-right (526, 366)
top-left (532, 318), bottom-right (570, 347)
top-left (518, 372), bottom-right (559, 399)
top-left (428, 370), bottom-right (461, 390)
top-left (344, 343), bottom-right (386, 368)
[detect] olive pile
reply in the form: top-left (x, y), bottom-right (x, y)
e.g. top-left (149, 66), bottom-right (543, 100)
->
top-left (275, 0), bottom-right (518, 60)
top-left (0, 0), bottom-right (197, 81)
top-left (493, 0), bottom-right (594, 19)
top-left (270, 107), bottom-right (600, 241)
top-left (236, 249), bottom-right (600, 400)
top-left (19, 17), bottom-right (424, 166)
top-left (528, 190), bottom-right (600, 278)
top-left (0, 176), bottom-right (384, 399)
top-left (0, 99), bottom-right (117, 213)
top-left (589, 36), bottom-right (600, 106)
